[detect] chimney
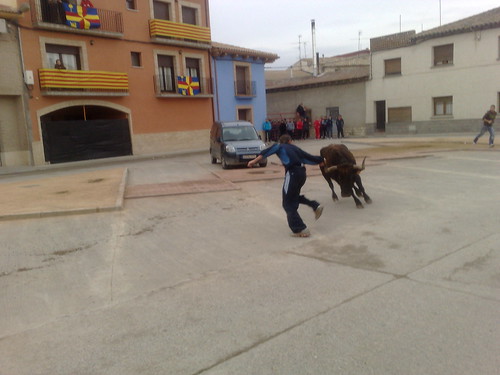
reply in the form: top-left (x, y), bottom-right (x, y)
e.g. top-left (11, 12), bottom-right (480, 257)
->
top-left (311, 19), bottom-right (318, 77)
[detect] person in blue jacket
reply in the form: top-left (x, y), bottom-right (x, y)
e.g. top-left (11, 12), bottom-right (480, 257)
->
top-left (247, 134), bottom-right (324, 237)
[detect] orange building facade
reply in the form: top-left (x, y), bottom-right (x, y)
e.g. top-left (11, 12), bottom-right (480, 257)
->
top-left (17, 0), bottom-right (213, 164)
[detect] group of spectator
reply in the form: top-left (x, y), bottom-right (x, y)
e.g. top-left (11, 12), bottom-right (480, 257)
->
top-left (262, 116), bottom-right (345, 143)
top-left (313, 116), bottom-right (345, 139)
top-left (262, 103), bottom-right (346, 143)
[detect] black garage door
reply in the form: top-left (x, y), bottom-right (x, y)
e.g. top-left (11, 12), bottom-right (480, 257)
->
top-left (42, 119), bottom-right (133, 164)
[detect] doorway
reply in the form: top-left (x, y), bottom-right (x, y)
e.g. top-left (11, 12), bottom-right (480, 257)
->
top-left (326, 106), bottom-right (339, 120)
top-left (375, 100), bottom-right (386, 132)
top-left (41, 105), bottom-right (132, 163)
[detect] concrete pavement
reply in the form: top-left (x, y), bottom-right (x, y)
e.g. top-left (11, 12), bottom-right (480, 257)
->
top-left (0, 133), bottom-right (485, 220)
top-left (0, 134), bottom-right (499, 374)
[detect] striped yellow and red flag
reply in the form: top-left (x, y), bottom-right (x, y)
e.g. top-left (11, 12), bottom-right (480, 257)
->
top-left (150, 19), bottom-right (211, 43)
top-left (39, 69), bottom-right (128, 90)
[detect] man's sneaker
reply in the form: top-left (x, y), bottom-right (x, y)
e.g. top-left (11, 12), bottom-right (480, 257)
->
top-left (314, 205), bottom-right (324, 220)
top-left (490, 144), bottom-right (494, 148)
top-left (473, 140), bottom-right (477, 144)
top-left (291, 228), bottom-right (311, 237)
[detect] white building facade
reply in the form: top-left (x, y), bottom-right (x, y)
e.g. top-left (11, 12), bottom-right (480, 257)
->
top-left (366, 7), bottom-right (500, 134)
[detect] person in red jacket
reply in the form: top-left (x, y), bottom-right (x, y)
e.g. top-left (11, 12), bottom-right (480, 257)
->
top-left (313, 118), bottom-right (321, 139)
top-left (295, 118), bottom-right (303, 140)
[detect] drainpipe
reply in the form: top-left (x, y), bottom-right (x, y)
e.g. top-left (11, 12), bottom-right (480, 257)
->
top-left (16, 21), bottom-right (35, 165)
top-left (205, 0), bottom-right (217, 123)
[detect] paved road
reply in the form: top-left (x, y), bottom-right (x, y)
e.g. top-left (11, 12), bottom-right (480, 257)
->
top-left (0, 138), bottom-right (499, 374)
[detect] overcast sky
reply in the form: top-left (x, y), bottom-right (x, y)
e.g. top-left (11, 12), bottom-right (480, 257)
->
top-left (209, 0), bottom-right (499, 68)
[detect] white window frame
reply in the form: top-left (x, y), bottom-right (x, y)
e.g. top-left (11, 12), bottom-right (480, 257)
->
top-left (433, 96), bottom-right (453, 116)
top-left (154, 49), bottom-right (179, 94)
top-left (40, 36), bottom-right (88, 70)
top-left (178, 0), bottom-right (201, 25)
top-left (236, 106), bottom-right (254, 124)
top-left (182, 52), bottom-right (206, 90)
top-left (150, 0), bottom-right (176, 21)
top-left (233, 62), bottom-right (253, 96)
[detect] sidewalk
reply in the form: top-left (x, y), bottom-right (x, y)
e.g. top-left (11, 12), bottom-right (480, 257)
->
top-left (0, 133), bottom-right (491, 221)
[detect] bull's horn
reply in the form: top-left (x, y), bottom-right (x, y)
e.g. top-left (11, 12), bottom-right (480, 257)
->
top-left (354, 157), bottom-right (366, 171)
top-left (326, 165), bottom-right (338, 173)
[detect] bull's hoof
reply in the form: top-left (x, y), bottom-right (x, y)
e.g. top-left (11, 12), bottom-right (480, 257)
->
top-left (365, 197), bottom-right (372, 204)
top-left (332, 197), bottom-right (339, 202)
top-left (356, 204), bottom-right (364, 209)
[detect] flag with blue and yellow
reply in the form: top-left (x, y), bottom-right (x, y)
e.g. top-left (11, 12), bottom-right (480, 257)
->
top-left (63, 3), bottom-right (100, 30)
top-left (177, 76), bottom-right (201, 96)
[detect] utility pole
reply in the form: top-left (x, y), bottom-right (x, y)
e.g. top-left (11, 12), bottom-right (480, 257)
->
top-left (298, 35), bottom-right (302, 68)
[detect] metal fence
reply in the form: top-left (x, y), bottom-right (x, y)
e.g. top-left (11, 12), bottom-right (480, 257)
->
top-left (30, 0), bottom-right (123, 34)
top-left (234, 80), bottom-right (256, 97)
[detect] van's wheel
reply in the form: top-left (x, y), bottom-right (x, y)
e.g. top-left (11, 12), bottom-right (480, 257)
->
top-left (221, 155), bottom-right (229, 169)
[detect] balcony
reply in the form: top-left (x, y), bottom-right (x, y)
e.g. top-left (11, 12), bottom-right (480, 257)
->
top-left (149, 19), bottom-right (211, 49)
top-left (154, 75), bottom-right (212, 98)
top-left (30, 0), bottom-right (123, 37)
top-left (39, 69), bottom-right (128, 96)
top-left (234, 80), bottom-right (256, 97)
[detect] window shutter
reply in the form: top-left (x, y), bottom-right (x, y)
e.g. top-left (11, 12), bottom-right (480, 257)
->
top-left (384, 58), bottom-right (401, 75)
top-left (434, 44), bottom-right (453, 65)
top-left (388, 107), bottom-right (412, 122)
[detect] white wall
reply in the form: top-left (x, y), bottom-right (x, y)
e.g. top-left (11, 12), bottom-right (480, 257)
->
top-left (366, 28), bottom-right (500, 125)
top-left (267, 81), bottom-right (367, 135)
top-left (0, 0), bottom-right (17, 8)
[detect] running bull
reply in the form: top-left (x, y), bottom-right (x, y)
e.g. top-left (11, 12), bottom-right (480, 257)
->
top-left (320, 144), bottom-right (372, 208)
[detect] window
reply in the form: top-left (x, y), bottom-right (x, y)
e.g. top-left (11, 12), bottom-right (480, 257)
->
top-left (433, 96), bottom-right (453, 116)
top-left (153, 0), bottom-right (170, 20)
top-left (158, 55), bottom-right (175, 92)
top-left (384, 58), bottom-right (401, 76)
top-left (433, 44), bottom-right (453, 66)
top-left (40, 0), bottom-right (66, 24)
top-left (181, 6), bottom-right (197, 25)
top-left (388, 107), bottom-right (412, 122)
top-left (186, 57), bottom-right (200, 78)
top-left (234, 64), bottom-right (252, 96)
top-left (126, 0), bottom-right (137, 10)
top-left (237, 107), bottom-right (253, 122)
top-left (185, 57), bottom-right (201, 92)
top-left (46, 44), bottom-right (81, 70)
top-left (131, 52), bottom-right (141, 67)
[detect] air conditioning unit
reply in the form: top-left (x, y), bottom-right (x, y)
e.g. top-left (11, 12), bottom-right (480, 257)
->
top-left (25, 70), bottom-right (34, 85)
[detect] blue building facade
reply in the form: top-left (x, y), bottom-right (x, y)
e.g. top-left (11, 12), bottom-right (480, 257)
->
top-left (211, 43), bottom-right (278, 132)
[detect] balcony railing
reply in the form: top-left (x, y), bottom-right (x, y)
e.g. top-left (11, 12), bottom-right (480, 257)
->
top-left (154, 75), bottom-right (212, 97)
top-left (149, 19), bottom-right (211, 44)
top-left (39, 69), bottom-right (128, 95)
top-left (30, 0), bottom-right (123, 35)
top-left (234, 80), bottom-right (256, 97)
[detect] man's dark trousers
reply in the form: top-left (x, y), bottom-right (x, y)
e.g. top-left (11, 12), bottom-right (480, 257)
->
top-left (282, 166), bottom-right (320, 233)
